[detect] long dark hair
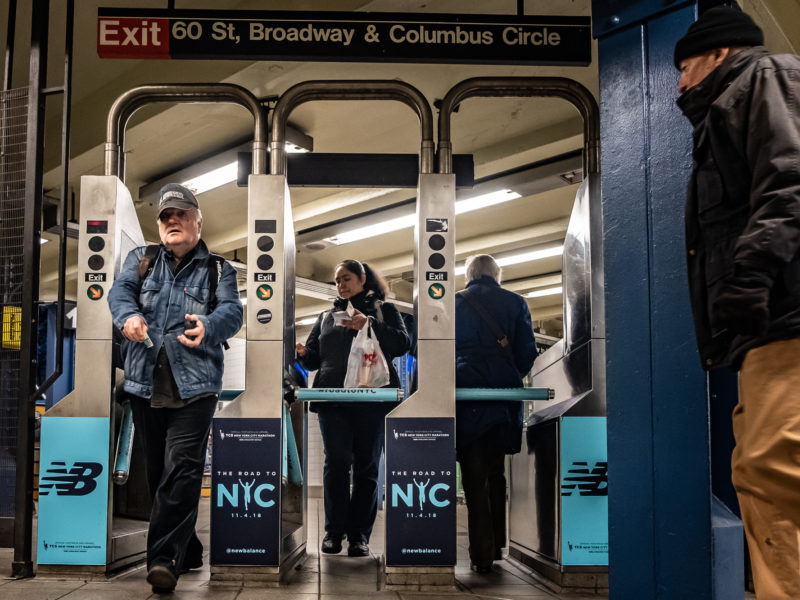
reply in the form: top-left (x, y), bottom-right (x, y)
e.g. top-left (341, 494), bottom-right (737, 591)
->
top-left (337, 259), bottom-right (389, 300)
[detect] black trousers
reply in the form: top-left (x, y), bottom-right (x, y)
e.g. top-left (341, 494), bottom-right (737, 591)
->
top-left (457, 431), bottom-right (507, 569)
top-left (130, 395), bottom-right (217, 572)
top-left (316, 406), bottom-right (385, 544)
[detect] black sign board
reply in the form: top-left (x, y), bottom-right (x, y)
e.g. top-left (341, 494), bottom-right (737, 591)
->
top-left (237, 152), bottom-right (475, 189)
top-left (97, 9), bottom-right (591, 65)
top-left (385, 417), bottom-right (456, 566)
top-left (211, 418), bottom-right (281, 566)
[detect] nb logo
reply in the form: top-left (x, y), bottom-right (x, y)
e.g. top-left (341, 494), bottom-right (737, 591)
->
top-left (561, 461), bottom-right (608, 497)
top-left (40, 461), bottom-right (103, 496)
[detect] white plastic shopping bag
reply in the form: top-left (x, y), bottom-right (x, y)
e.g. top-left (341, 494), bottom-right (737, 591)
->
top-left (343, 323), bottom-right (390, 388)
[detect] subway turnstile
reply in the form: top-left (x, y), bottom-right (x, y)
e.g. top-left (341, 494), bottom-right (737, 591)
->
top-left (265, 80), bottom-right (460, 589)
top-left (37, 177), bottom-right (146, 575)
top-left (210, 169), bottom-right (303, 583)
top-left (438, 78), bottom-right (605, 593)
top-left (509, 173), bottom-right (608, 592)
top-left (36, 84), bottom-right (267, 577)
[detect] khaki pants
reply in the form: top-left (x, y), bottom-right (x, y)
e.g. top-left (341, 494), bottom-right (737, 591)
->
top-left (734, 338), bottom-right (800, 600)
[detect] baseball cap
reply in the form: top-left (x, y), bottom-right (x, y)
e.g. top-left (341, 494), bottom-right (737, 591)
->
top-left (157, 183), bottom-right (199, 216)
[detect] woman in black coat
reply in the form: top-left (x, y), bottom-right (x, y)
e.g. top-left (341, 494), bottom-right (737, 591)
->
top-left (455, 254), bottom-right (537, 573)
top-left (296, 260), bottom-right (410, 557)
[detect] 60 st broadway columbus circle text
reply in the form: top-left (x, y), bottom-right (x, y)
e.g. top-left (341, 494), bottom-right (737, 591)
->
top-left (96, 12), bottom-right (591, 65)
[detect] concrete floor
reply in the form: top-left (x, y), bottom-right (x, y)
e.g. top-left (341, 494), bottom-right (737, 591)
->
top-left (0, 498), bottom-right (606, 599)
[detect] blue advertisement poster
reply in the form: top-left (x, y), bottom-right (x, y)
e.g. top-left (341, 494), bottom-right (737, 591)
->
top-left (210, 417), bottom-right (282, 566)
top-left (37, 417), bottom-right (109, 565)
top-left (385, 417), bottom-right (456, 566)
top-left (560, 416), bottom-right (608, 566)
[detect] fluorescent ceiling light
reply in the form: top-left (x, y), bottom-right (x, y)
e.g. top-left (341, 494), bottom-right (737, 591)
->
top-left (181, 143), bottom-right (309, 195)
top-left (296, 316), bottom-right (318, 326)
top-left (454, 189), bottom-right (521, 215)
top-left (182, 161), bottom-right (238, 195)
top-left (455, 245), bottom-right (564, 276)
top-left (40, 238), bottom-right (49, 245)
top-left (525, 286), bottom-right (563, 298)
top-left (322, 189), bottom-right (521, 246)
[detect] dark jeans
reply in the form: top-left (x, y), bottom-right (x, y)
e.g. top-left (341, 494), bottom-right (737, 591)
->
top-left (457, 430), bottom-right (507, 568)
top-left (130, 395), bottom-right (217, 572)
top-left (316, 406), bottom-right (385, 543)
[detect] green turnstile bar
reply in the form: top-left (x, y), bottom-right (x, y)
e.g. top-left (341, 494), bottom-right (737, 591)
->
top-left (297, 388), bottom-right (403, 402)
top-left (456, 387), bottom-right (555, 401)
top-left (296, 388), bottom-right (554, 402)
top-left (112, 401), bottom-right (135, 485)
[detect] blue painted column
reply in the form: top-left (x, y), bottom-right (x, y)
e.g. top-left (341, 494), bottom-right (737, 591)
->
top-left (594, 2), bottom-right (742, 598)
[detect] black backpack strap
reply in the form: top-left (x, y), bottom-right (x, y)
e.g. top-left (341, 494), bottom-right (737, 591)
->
top-left (458, 288), bottom-right (516, 367)
top-left (137, 244), bottom-right (161, 282)
top-left (207, 254), bottom-right (230, 350)
top-left (207, 254), bottom-right (224, 312)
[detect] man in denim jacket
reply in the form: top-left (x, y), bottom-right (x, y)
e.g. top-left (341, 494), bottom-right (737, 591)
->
top-left (108, 183), bottom-right (242, 593)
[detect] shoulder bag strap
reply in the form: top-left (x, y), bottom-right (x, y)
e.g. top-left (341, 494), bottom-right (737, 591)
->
top-left (458, 288), bottom-right (516, 367)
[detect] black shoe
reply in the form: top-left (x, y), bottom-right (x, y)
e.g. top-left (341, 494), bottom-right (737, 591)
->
top-left (494, 547), bottom-right (503, 561)
top-left (470, 562), bottom-right (493, 574)
top-left (321, 533), bottom-right (343, 554)
top-left (347, 541), bottom-right (369, 557)
top-left (178, 554), bottom-right (203, 574)
top-left (147, 564), bottom-right (177, 593)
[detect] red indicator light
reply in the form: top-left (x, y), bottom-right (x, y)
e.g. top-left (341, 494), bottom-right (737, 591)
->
top-left (86, 220), bottom-right (108, 234)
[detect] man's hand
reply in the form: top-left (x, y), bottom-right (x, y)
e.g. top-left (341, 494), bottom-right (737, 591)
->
top-left (713, 276), bottom-right (770, 337)
top-left (178, 313), bottom-right (205, 347)
top-left (122, 315), bottom-right (148, 343)
top-left (296, 342), bottom-right (307, 357)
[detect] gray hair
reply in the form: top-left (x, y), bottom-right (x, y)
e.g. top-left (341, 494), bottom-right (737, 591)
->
top-left (465, 254), bottom-right (501, 283)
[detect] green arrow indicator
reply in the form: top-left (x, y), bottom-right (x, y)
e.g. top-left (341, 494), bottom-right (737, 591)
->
top-left (428, 284), bottom-right (445, 299)
top-left (256, 284), bottom-right (273, 301)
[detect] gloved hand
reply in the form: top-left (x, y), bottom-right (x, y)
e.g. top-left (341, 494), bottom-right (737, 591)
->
top-left (712, 275), bottom-right (770, 337)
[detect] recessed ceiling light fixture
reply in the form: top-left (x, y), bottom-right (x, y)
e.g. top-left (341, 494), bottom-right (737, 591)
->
top-left (321, 189), bottom-right (521, 246)
top-left (181, 142), bottom-right (309, 195)
top-left (525, 286), bottom-right (563, 298)
top-left (455, 244), bottom-right (564, 276)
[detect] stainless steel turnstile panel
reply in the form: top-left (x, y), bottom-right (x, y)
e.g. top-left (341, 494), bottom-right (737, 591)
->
top-left (508, 174), bottom-right (607, 586)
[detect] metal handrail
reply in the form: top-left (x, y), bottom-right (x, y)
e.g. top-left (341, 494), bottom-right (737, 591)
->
top-left (104, 83), bottom-right (267, 180)
top-left (438, 77), bottom-right (600, 176)
top-left (270, 80), bottom-right (434, 176)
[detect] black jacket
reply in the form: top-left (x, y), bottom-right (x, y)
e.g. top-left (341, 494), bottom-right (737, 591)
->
top-left (455, 277), bottom-right (537, 453)
top-left (300, 289), bottom-right (411, 412)
top-left (678, 47), bottom-right (800, 370)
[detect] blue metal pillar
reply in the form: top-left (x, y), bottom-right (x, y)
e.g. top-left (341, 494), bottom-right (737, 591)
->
top-left (593, 1), bottom-right (743, 598)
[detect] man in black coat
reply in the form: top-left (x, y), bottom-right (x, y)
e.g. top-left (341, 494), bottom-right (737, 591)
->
top-left (675, 6), bottom-right (800, 597)
top-left (454, 254), bottom-right (537, 573)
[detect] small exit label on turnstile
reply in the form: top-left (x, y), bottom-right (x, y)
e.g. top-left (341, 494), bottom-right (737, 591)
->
top-left (87, 285), bottom-right (104, 300)
top-left (426, 218), bottom-right (448, 232)
top-left (256, 285), bottom-right (273, 300)
top-left (428, 283), bottom-right (445, 299)
top-left (426, 271), bottom-right (447, 281)
top-left (85, 273), bottom-right (107, 283)
top-left (254, 272), bottom-right (276, 283)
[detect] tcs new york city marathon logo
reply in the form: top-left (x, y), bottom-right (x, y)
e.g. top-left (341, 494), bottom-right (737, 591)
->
top-left (39, 461), bottom-right (103, 496)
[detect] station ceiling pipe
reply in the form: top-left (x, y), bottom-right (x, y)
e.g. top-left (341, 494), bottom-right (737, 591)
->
top-left (105, 83), bottom-right (267, 181)
top-left (437, 77), bottom-right (599, 176)
top-left (270, 80), bottom-right (434, 176)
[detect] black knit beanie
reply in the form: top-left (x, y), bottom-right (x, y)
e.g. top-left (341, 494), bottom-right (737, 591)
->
top-left (674, 5), bottom-right (763, 68)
